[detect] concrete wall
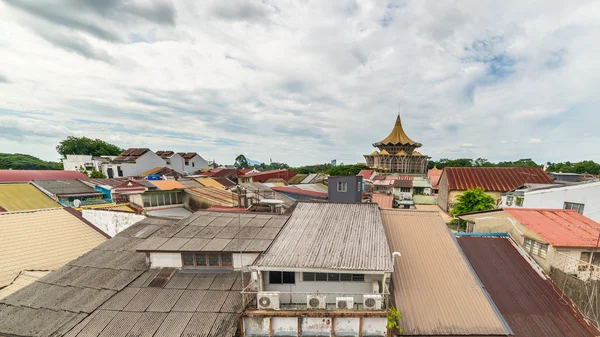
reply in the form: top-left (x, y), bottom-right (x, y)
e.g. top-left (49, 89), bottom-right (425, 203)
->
top-left (63, 155), bottom-right (94, 171)
top-left (135, 151), bottom-right (167, 176)
top-left (328, 176), bottom-right (363, 203)
top-left (523, 182), bottom-right (600, 222)
top-left (244, 316), bottom-right (387, 337)
top-left (263, 272), bottom-right (382, 305)
top-left (184, 155), bottom-right (209, 174)
top-left (437, 173), bottom-right (449, 211)
top-left (102, 163), bottom-right (137, 178)
top-left (549, 268), bottom-right (600, 330)
top-left (82, 209), bottom-right (146, 237)
top-left (166, 153), bottom-right (185, 173)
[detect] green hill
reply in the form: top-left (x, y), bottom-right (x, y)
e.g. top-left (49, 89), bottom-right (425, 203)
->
top-left (0, 153), bottom-right (62, 170)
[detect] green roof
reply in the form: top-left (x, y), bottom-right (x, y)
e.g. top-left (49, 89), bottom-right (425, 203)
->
top-left (413, 195), bottom-right (437, 205)
top-left (287, 173), bottom-right (308, 184)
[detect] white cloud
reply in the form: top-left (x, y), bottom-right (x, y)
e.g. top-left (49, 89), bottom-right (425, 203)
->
top-left (0, 0), bottom-right (599, 165)
top-left (528, 138), bottom-right (543, 144)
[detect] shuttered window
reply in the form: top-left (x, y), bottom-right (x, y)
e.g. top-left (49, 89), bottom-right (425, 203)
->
top-left (523, 238), bottom-right (549, 259)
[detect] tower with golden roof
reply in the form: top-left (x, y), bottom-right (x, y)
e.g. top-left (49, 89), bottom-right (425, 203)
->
top-left (364, 114), bottom-right (429, 173)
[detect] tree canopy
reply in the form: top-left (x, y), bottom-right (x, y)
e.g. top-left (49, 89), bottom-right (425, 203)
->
top-left (546, 160), bottom-right (600, 175)
top-left (325, 164), bottom-right (370, 176)
top-left (0, 153), bottom-right (62, 170)
top-left (450, 187), bottom-right (496, 217)
top-left (234, 154), bottom-right (250, 169)
top-left (428, 158), bottom-right (542, 169)
top-left (56, 136), bottom-right (123, 158)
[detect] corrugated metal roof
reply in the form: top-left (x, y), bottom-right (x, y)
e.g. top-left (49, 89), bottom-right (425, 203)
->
top-left (149, 180), bottom-right (186, 190)
top-left (255, 202), bottom-right (392, 271)
top-left (392, 179), bottom-right (413, 188)
top-left (0, 184), bottom-right (60, 211)
top-left (114, 148), bottom-right (150, 162)
top-left (287, 173), bottom-right (308, 184)
top-left (412, 177), bottom-right (431, 188)
top-left (194, 177), bottom-right (225, 189)
top-left (0, 208), bottom-right (107, 288)
top-left (0, 214), bottom-right (246, 337)
top-left (271, 186), bottom-right (328, 199)
top-left (85, 178), bottom-right (124, 188)
top-left (186, 186), bottom-right (238, 207)
top-left (357, 170), bottom-right (375, 180)
top-left (443, 167), bottom-right (555, 192)
top-left (458, 237), bottom-right (600, 337)
top-left (32, 179), bottom-right (102, 196)
top-left (0, 170), bottom-right (89, 183)
top-left (427, 167), bottom-right (442, 188)
top-left (381, 209), bottom-right (511, 336)
top-left (300, 173), bottom-right (317, 184)
top-left (371, 194), bottom-right (393, 209)
top-left (503, 208), bottom-right (600, 247)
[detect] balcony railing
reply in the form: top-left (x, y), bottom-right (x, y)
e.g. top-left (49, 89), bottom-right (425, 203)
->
top-left (242, 291), bottom-right (391, 311)
top-left (551, 251), bottom-right (600, 281)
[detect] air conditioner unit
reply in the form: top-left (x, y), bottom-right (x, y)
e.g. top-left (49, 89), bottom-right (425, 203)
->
top-left (363, 294), bottom-right (382, 310)
top-left (307, 295), bottom-right (327, 309)
top-left (257, 292), bottom-right (280, 310)
top-left (336, 297), bottom-right (354, 310)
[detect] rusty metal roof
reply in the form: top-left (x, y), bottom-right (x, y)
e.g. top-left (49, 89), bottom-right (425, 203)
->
top-left (381, 209), bottom-right (511, 336)
top-left (458, 237), bottom-right (600, 337)
top-left (155, 150), bottom-right (175, 159)
top-left (254, 202), bottom-right (392, 272)
top-left (443, 167), bottom-right (555, 192)
top-left (0, 216), bottom-right (247, 337)
top-left (503, 208), bottom-right (600, 247)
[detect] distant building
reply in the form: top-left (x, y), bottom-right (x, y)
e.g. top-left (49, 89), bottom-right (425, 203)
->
top-left (155, 151), bottom-right (185, 173)
top-left (500, 181), bottom-right (600, 222)
top-left (328, 176), bottom-right (363, 203)
top-left (177, 152), bottom-right (209, 174)
top-left (62, 154), bottom-right (116, 174)
top-left (548, 172), bottom-right (581, 183)
top-left (364, 114), bottom-right (429, 173)
top-left (105, 148), bottom-right (166, 178)
top-left (437, 167), bottom-right (555, 212)
top-left (459, 208), bottom-right (600, 278)
top-left (238, 169), bottom-right (296, 183)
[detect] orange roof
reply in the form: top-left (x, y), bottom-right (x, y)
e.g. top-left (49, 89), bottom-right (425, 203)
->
top-left (371, 194), bottom-right (393, 209)
top-left (148, 180), bottom-right (186, 190)
top-left (376, 115), bottom-right (419, 146)
top-left (194, 177), bottom-right (225, 189)
top-left (357, 170), bottom-right (375, 180)
top-left (428, 167), bottom-right (443, 188)
top-left (504, 208), bottom-right (600, 247)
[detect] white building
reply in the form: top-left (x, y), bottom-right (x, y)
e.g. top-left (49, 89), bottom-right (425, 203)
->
top-left (500, 181), bottom-right (600, 222)
top-left (155, 151), bottom-right (185, 173)
top-left (62, 155), bottom-right (116, 173)
top-left (103, 148), bottom-right (166, 178)
top-left (177, 152), bottom-right (209, 174)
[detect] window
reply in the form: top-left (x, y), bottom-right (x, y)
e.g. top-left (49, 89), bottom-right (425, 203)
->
top-left (358, 182), bottom-right (361, 192)
top-left (269, 271), bottom-right (295, 284)
top-left (564, 202), bottom-right (585, 214)
top-left (192, 162), bottom-right (195, 167)
top-left (337, 181), bottom-right (347, 192)
top-left (303, 272), bottom-right (365, 282)
top-left (181, 253), bottom-right (233, 268)
top-left (185, 161), bottom-right (189, 166)
top-left (523, 238), bottom-right (549, 259)
top-left (117, 166), bottom-right (123, 177)
top-left (400, 187), bottom-right (410, 193)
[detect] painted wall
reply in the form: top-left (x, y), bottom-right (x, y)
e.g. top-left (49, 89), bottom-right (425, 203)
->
top-left (184, 155), bottom-right (209, 174)
top-left (150, 252), bottom-right (182, 268)
top-left (166, 153), bottom-right (185, 173)
top-left (328, 176), bottom-right (363, 203)
top-left (135, 151), bottom-right (167, 176)
top-left (243, 316), bottom-right (386, 337)
top-left (63, 155), bottom-right (94, 171)
top-left (263, 272), bottom-right (382, 305)
top-left (522, 182), bottom-right (600, 222)
top-left (102, 162), bottom-right (137, 178)
top-left (82, 209), bottom-right (146, 237)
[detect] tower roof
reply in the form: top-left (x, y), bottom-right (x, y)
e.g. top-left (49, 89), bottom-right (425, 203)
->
top-left (375, 115), bottom-right (421, 146)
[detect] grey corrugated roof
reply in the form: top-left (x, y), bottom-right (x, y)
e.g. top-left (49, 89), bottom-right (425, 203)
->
top-left (236, 182), bottom-right (296, 209)
top-left (32, 179), bottom-right (102, 196)
top-left (254, 202), bottom-right (393, 272)
top-left (300, 173), bottom-right (317, 184)
top-left (0, 216), bottom-right (247, 337)
top-left (135, 211), bottom-right (290, 253)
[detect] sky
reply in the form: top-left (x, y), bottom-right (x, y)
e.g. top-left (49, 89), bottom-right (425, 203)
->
top-left (1, 0), bottom-right (599, 167)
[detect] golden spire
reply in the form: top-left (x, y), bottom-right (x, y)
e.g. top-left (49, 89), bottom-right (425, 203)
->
top-left (377, 115), bottom-right (419, 146)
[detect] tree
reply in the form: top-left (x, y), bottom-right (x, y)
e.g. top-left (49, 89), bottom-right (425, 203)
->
top-left (326, 164), bottom-right (370, 176)
top-left (89, 170), bottom-right (106, 178)
top-left (0, 153), bottom-right (62, 170)
top-left (56, 136), bottom-right (123, 157)
top-left (234, 154), bottom-right (250, 169)
top-left (450, 187), bottom-right (496, 217)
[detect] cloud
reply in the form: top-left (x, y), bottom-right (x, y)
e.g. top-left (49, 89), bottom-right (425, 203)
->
top-left (528, 138), bottom-right (543, 144)
top-left (0, 0), bottom-right (599, 166)
top-left (0, 75), bottom-right (9, 84)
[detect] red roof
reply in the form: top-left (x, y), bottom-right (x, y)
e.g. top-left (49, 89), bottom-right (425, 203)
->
top-left (114, 148), bottom-right (150, 162)
top-left (237, 168), bottom-right (252, 175)
top-left (0, 170), bottom-right (89, 183)
top-left (459, 237), bottom-right (600, 337)
top-left (209, 168), bottom-right (237, 178)
top-left (357, 170), bottom-right (375, 180)
top-left (240, 169), bottom-right (293, 178)
top-left (504, 208), bottom-right (600, 247)
top-left (371, 194), bottom-right (393, 209)
top-left (392, 179), bottom-right (413, 188)
top-left (385, 175), bottom-right (413, 181)
top-left (428, 167), bottom-right (443, 188)
top-left (443, 167), bottom-right (554, 192)
top-left (271, 186), bottom-right (328, 199)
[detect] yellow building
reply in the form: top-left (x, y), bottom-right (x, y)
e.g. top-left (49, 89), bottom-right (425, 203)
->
top-left (364, 114), bottom-right (429, 173)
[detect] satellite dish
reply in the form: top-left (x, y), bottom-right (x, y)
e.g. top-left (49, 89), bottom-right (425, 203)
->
top-left (73, 199), bottom-right (81, 207)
